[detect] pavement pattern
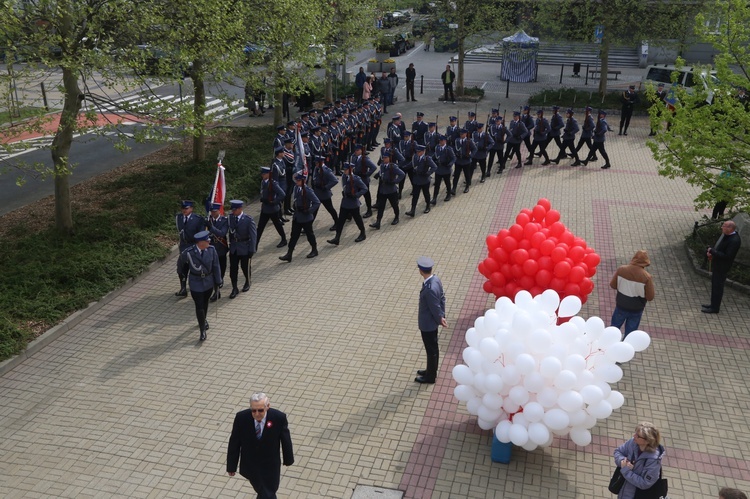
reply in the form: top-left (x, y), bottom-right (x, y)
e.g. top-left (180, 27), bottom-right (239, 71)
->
top-left (2, 64), bottom-right (750, 499)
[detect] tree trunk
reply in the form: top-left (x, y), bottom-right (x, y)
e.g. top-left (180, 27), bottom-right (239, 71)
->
top-left (457, 30), bottom-right (465, 96)
top-left (325, 66), bottom-right (333, 103)
top-left (50, 67), bottom-right (81, 234)
top-left (274, 90), bottom-right (283, 127)
top-left (598, 36), bottom-right (610, 97)
top-left (192, 60), bottom-right (206, 162)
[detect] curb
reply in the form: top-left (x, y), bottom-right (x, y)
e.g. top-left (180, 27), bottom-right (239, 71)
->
top-left (683, 240), bottom-right (750, 295)
top-left (0, 245), bottom-right (181, 377)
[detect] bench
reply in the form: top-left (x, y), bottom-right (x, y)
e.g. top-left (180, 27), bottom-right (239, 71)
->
top-left (588, 69), bottom-right (622, 80)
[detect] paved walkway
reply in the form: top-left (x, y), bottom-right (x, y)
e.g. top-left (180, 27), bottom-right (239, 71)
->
top-left (2, 79), bottom-right (750, 499)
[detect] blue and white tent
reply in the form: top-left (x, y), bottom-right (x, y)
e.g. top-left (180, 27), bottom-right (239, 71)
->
top-left (500, 30), bottom-right (539, 83)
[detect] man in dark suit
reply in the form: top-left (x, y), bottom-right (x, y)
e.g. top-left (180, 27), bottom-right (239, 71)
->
top-left (703, 220), bottom-right (742, 313)
top-left (227, 393), bottom-right (294, 499)
top-left (415, 257), bottom-right (448, 384)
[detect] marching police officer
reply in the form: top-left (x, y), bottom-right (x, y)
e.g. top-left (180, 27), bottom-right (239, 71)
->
top-left (583, 110), bottom-right (612, 169)
top-left (472, 122), bottom-right (494, 182)
top-left (177, 230), bottom-right (222, 341)
top-left (412, 112), bottom-right (429, 145)
top-left (432, 135), bottom-right (455, 204)
top-left (525, 110), bottom-right (551, 165)
top-left (279, 171), bottom-right (321, 262)
top-left (175, 200), bottom-right (206, 297)
top-left (256, 166), bottom-right (288, 250)
top-left (547, 106), bottom-right (564, 158)
top-left (311, 156), bottom-right (340, 231)
top-left (327, 162), bottom-right (368, 245)
top-left (488, 116), bottom-right (506, 174)
top-left (520, 106), bottom-right (535, 155)
top-left (574, 106), bottom-right (596, 163)
top-left (398, 130), bottom-right (418, 198)
top-left (406, 144), bottom-right (437, 217)
top-left (370, 152), bottom-right (405, 229)
top-left (351, 144), bottom-right (377, 218)
top-left (424, 122), bottom-right (439, 156)
top-left (378, 137), bottom-right (405, 166)
top-left (464, 111), bottom-right (478, 135)
top-left (207, 203), bottom-right (229, 302)
top-left (227, 200), bottom-right (257, 299)
top-left (552, 108), bottom-right (581, 165)
top-left (452, 128), bottom-right (477, 194)
top-left (446, 116), bottom-right (460, 142)
top-left (504, 111), bottom-right (528, 169)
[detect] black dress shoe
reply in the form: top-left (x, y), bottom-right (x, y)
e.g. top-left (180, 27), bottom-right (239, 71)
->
top-left (306, 249), bottom-right (318, 258)
top-left (479, 177), bottom-right (485, 183)
top-left (430, 198), bottom-right (437, 205)
top-left (423, 207), bottom-right (430, 214)
top-left (229, 288), bottom-right (239, 299)
top-left (572, 161), bottom-right (582, 166)
top-left (242, 282), bottom-right (250, 292)
top-left (200, 329), bottom-right (207, 341)
top-left (444, 195), bottom-right (451, 202)
top-left (463, 186), bottom-right (470, 193)
top-left (204, 320), bottom-right (209, 330)
top-left (327, 238), bottom-right (340, 245)
top-left (702, 304), bottom-right (713, 309)
top-left (391, 218), bottom-right (399, 225)
top-left (524, 160), bottom-right (533, 165)
top-left (329, 225), bottom-right (337, 231)
top-left (701, 308), bottom-right (719, 314)
top-left (354, 233), bottom-right (366, 243)
top-left (363, 210), bottom-right (372, 219)
top-left (175, 288), bottom-right (187, 297)
top-left (450, 189), bottom-right (456, 196)
top-left (405, 210), bottom-right (415, 217)
top-left (417, 369), bottom-right (427, 376)
top-left (542, 160), bottom-right (551, 165)
top-left (369, 222), bottom-right (381, 229)
top-left (514, 163), bottom-right (522, 169)
top-left (601, 164), bottom-right (611, 169)
top-left (276, 239), bottom-right (287, 248)
top-left (279, 254), bottom-right (292, 262)
top-left (415, 375), bottom-right (435, 384)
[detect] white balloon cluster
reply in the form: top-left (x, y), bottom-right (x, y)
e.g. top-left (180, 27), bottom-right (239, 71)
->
top-left (452, 290), bottom-right (651, 451)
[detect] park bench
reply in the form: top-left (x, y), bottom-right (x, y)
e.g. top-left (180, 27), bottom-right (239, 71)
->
top-left (588, 69), bottom-right (622, 80)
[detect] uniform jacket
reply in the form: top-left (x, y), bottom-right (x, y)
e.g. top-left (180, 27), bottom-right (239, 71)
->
top-left (411, 154), bottom-right (437, 185)
top-left (489, 123), bottom-right (506, 149)
top-left (609, 250), bottom-right (655, 312)
top-left (207, 215), bottom-right (229, 256)
top-left (379, 146), bottom-right (405, 165)
top-left (562, 117), bottom-right (580, 141)
top-left (445, 124), bottom-right (460, 142)
top-left (387, 123), bottom-right (403, 143)
top-left (550, 113), bottom-right (564, 137)
top-left (273, 133), bottom-right (287, 151)
top-left (454, 137), bottom-right (477, 165)
top-left (340, 174), bottom-right (368, 209)
top-left (433, 144), bottom-right (456, 175)
top-left (593, 118), bottom-right (609, 142)
top-left (260, 179), bottom-right (285, 213)
top-left (292, 185), bottom-right (321, 223)
top-left (710, 231), bottom-right (741, 274)
top-left (532, 117), bottom-right (550, 142)
top-left (178, 245), bottom-right (222, 291)
top-left (412, 120), bottom-right (429, 144)
top-left (351, 154), bottom-right (377, 185)
top-left (471, 131), bottom-right (494, 159)
top-left (506, 120), bottom-right (528, 144)
top-left (521, 113), bottom-right (535, 132)
top-left (399, 139), bottom-right (418, 170)
top-left (228, 212), bottom-right (257, 256)
top-left (312, 165), bottom-right (338, 201)
top-left (423, 131), bottom-right (439, 155)
top-left (613, 439), bottom-right (665, 499)
top-left (176, 213), bottom-right (206, 252)
top-left (377, 163), bottom-right (406, 195)
top-left (464, 119), bottom-right (478, 135)
top-left (419, 274), bottom-right (446, 331)
top-left (226, 407), bottom-right (294, 488)
top-left (581, 114), bottom-right (595, 139)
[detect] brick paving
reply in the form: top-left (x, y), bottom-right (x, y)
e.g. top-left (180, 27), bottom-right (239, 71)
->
top-left (1, 74), bottom-right (749, 499)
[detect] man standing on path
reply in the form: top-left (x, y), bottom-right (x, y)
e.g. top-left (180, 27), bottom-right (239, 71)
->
top-left (415, 257), bottom-right (448, 384)
top-left (176, 230), bottom-right (221, 341)
top-left (387, 67), bottom-right (399, 106)
top-left (406, 63), bottom-right (417, 102)
top-left (703, 220), bottom-right (742, 314)
top-left (227, 392), bottom-right (294, 499)
top-left (227, 200), bottom-right (257, 299)
top-left (355, 67), bottom-right (367, 103)
top-left (175, 200), bottom-right (206, 297)
top-left (619, 85), bottom-right (638, 136)
top-left (609, 250), bottom-right (655, 338)
top-left (441, 65), bottom-right (455, 103)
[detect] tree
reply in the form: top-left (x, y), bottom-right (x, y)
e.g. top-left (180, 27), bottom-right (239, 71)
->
top-left (648, 0), bottom-right (750, 212)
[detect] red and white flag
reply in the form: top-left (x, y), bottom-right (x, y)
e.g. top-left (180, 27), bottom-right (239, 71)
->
top-left (295, 123), bottom-right (308, 175)
top-left (210, 159), bottom-right (226, 215)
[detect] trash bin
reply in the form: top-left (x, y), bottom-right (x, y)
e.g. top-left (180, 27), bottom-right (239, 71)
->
top-left (491, 434), bottom-right (512, 463)
top-left (572, 63), bottom-right (581, 78)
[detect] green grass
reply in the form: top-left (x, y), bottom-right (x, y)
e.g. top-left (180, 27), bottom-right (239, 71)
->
top-left (0, 125), bottom-right (274, 361)
top-left (528, 88), bottom-right (650, 113)
top-left (0, 106), bottom-right (48, 126)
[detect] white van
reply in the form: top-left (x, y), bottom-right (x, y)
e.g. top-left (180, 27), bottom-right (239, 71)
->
top-left (642, 64), bottom-right (720, 104)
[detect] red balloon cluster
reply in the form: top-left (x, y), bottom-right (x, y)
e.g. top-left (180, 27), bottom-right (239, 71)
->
top-left (478, 198), bottom-right (600, 303)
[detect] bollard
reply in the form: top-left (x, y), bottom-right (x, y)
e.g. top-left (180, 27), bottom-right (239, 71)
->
top-left (420, 74), bottom-right (423, 94)
top-left (585, 64), bottom-right (590, 86)
top-left (505, 79), bottom-right (510, 99)
top-left (41, 82), bottom-right (49, 111)
top-left (559, 64), bottom-right (564, 85)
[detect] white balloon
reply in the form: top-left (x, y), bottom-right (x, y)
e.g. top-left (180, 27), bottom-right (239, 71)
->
top-left (494, 329), bottom-right (511, 349)
top-left (477, 418), bottom-right (496, 430)
top-left (454, 384), bottom-right (476, 402)
top-left (463, 347), bottom-right (483, 370)
top-left (554, 370), bottom-right (577, 391)
top-left (605, 342), bottom-right (635, 363)
top-left (502, 398), bottom-right (520, 414)
top-left (542, 434), bottom-right (555, 447)
top-left (483, 393), bottom-right (504, 410)
top-left (530, 310), bottom-right (553, 329)
top-left (623, 330), bottom-right (651, 352)
top-left (509, 424), bottom-right (529, 446)
top-left (515, 354), bottom-right (537, 375)
top-left (557, 390), bottom-right (584, 412)
top-left (587, 400), bottom-right (613, 419)
top-left (568, 409), bottom-right (587, 427)
top-left (465, 327), bottom-right (479, 348)
top-left (485, 373), bottom-right (504, 394)
top-left (452, 365), bottom-right (475, 385)
top-left (479, 337), bottom-right (501, 362)
top-left (514, 290), bottom-right (534, 309)
top-left (543, 408), bottom-right (570, 430)
top-left (584, 316), bottom-right (605, 335)
top-left (521, 440), bottom-right (539, 451)
top-left (495, 296), bottom-right (515, 315)
top-left (540, 356), bottom-right (562, 378)
top-left (495, 420), bottom-right (512, 442)
top-left (580, 384), bottom-right (604, 405)
top-left (570, 338), bottom-right (589, 357)
top-left (474, 316), bottom-right (485, 333)
top-left (564, 354), bottom-right (587, 373)
top-left (466, 397), bottom-right (482, 415)
top-left (548, 344), bottom-right (569, 360)
top-left (509, 386), bottom-right (530, 406)
top-left (537, 289), bottom-right (561, 313)
top-left (575, 370), bottom-right (596, 390)
top-left (528, 422), bottom-right (551, 445)
top-left (537, 387), bottom-right (559, 408)
top-left (582, 413), bottom-right (598, 429)
top-left (529, 329), bottom-right (552, 355)
top-left (478, 404), bottom-right (501, 422)
top-left (558, 322), bottom-right (581, 344)
top-left (506, 341), bottom-right (527, 360)
top-left (607, 390), bottom-right (625, 410)
top-left (473, 373), bottom-right (488, 393)
top-left (558, 295), bottom-right (582, 317)
top-left (501, 365), bottom-right (521, 386)
top-left (523, 402), bottom-right (545, 423)
top-left (512, 413), bottom-right (528, 429)
top-left (523, 372), bottom-right (545, 393)
top-left (512, 311), bottom-right (533, 335)
top-left (598, 326), bottom-right (623, 347)
top-left (595, 363), bottom-right (623, 383)
top-left (595, 381), bottom-right (612, 398)
top-left (570, 427), bottom-right (592, 446)
top-left (568, 316), bottom-right (587, 331)
top-left (484, 310), bottom-right (501, 335)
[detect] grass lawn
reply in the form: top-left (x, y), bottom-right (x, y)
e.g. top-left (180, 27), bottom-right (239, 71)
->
top-left (0, 125), bottom-right (274, 361)
top-left (528, 88), bottom-right (651, 114)
top-left (0, 106), bottom-right (49, 126)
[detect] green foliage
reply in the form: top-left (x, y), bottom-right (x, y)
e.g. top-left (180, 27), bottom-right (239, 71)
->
top-left (0, 126), bottom-right (274, 362)
top-left (463, 86), bottom-right (485, 97)
top-left (529, 88), bottom-right (649, 112)
top-left (686, 220), bottom-right (749, 285)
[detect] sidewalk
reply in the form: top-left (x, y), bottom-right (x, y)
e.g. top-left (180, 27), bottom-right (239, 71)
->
top-left (1, 69), bottom-right (749, 499)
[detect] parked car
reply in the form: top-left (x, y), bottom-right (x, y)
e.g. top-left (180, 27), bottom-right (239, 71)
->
top-left (135, 44), bottom-right (191, 78)
top-left (390, 11), bottom-right (409, 25)
top-left (412, 19), bottom-right (432, 37)
top-left (643, 64), bottom-right (720, 105)
top-left (400, 32), bottom-right (415, 50)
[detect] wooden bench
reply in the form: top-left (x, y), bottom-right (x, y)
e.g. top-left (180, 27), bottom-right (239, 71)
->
top-left (588, 69), bottom-right (622, 80)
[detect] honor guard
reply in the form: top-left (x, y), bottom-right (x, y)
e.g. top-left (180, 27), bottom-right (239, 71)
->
top-left (177, 230), bottom-right (222, 341)
top-left (547, 106), bottom-right (565, 158)
top-left (552, 109), bottom-right (581, 165)
top-left (574, 106), bottom-right (596, 163)
top-left (227, 200), bottom-right (257, 299)
top-left (464, 111), bottom-right (478, 135)
top-left (488, 115), bottom-right (507, 174)
top-left (412, 112), bottom-right (429, 145)
top-left (525, 110), bottom-right (551, 165)
top-left (310, 127), bottom-right (323, 159)
top-left (311, 156), bottom-right (340, 231)
top-left (279, 171), bottom-right (321, 262)
top-left (471, 122), bottom-right (494, 182)
top-left (432, 135), bottom-right (456, 203)
top-left (451, 128), bottom-right (477, 195)
top-left (424, 122), bottom-right (438, 156)
top-left (256, 166), bottom-right (288, 250)
top-left (504, 111), bottom-right (528, 169)
top-left (446, 116), bottom-right (460, 142)
top-left (350, 144), bottom-right (377, 218)
top-left (175, 200), bottom-right (206, 297)
top-left (387, 115), bottom-right (403, 143)
top-left (520, 106), bottom-right (535, 156)
top-left (370, 152), bottom-right (405, 229)
top-left (583, 110), bottom-right (612, 169)
top-left (619, 85), bottom-right (639, 135)
top-left (406, 144), bottom-right (437, 217)
top-left (207, 203), bottom-right (229, 302)
top-left (327, 162), bottom-right (368, 245)
top-left (398, 130), bottom-right (418, 198)
top-left (379, 137), bottom-right (405, 166)
top-left (282, 138), bottom-right (296, 216)
top-left (273, 125), bottom-right (287, 151)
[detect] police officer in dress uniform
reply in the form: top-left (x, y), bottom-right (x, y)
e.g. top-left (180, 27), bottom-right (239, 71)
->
top-left (175, 200), bottom-right (206, 297)
top-left (504, 111), bottom-right (528, 169)
top-left (464, 111), bottom-right (478, 136)
top-left (311, 156), bottom-right (340, 231)
top-left (488, 115), bottom-right (506, 174)
top-left (412, 112), bottom-right (429, 145)
top-left (406, 144), bottom-right (437, 217)
top-left (327, 162), bottom-right (368, 245)
top-left (415, 256), bottom-right (447, 384)
top-left (452, 128), bottom-right (477, 195)
top-left (424, 122), bottom-right (438, 156)
top-left (279, 171), bottom-right (321, 262)
top-left (256, 166), bottom-right (288, 250)
top-left (552, 109), bottom-right (581, 165)
top-left (370, 152), bottom-right (405, 229)
top-left (227, 200), bottom-right (257, 299)
top-left (547, 106), bottom-right (565, 158)
top-left (619, 85), bottom-right (638, 135)
top-left (574, 106), bottom-right (596, 163)
top-left (583, 110), bottom-right (612, 169)
top-left (177, 230), bottom-right (222, 341)
top-left (207, 203), bottom-right (229, 302)
top-left (525, 110), bottom-right (551, 165)
top-left (432, 134), bottom-right (455, 204)
top-left (471, 122), bottom-right (494, 182)
top-left (446, 116), bottom-right (460, 143)
top-left (649, 83), bottom-right (668, 136)
top-left (273, 125), bottom-right (287, 151)
top-left (520, 106), bottom-right (535, 155)
top-left (350, 144), bottom-right (377, 218)
top-left (282, 138), bottom-right (296, 217)
top-left (378, 137), bottom-right (405, 166)
top-left (398, 130), bottom-right (418, 198)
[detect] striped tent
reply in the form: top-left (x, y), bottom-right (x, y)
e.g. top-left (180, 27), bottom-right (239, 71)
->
top-left (500, 30), bottom-right (539, 83)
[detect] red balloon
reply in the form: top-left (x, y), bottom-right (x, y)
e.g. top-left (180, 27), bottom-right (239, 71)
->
top-left (556, 242), bottom-right (570, 253)
top-left (564, 283), bottom-right (581, 297)
top-left (550, 222), bottom-right (566, 237)
top-left (520, 208), bottom-right (533, 218)
top-left (511, 263), bottom-right (525, 279)
top-left (568, 245), bottom-right (585, 262)
top-left (537, 198), bottom-right (552, 211)
top-left (518, 239), bottom-right (532, 251)
top-left (516, 212), bottom-right (531, 226)
top-left (564, 257), bottom-right (574, 267)
top-left (550, 277), bottom-right (566, 292)
top-left (485, 258), bottom-right (500, 274)
top-left (586, 266), bottom-right (598, 278)
top-left (538, 256), bottom-right (553, 271)
top-left (493, 286), bottom-right (505, 297)
top-left (532, 205), bottom-right (547, 223)
top-left (560, 231), bottom-right (575, 246)
top-left (569, 265), bottom-right (586, 283)
top-left (535, 269), bottom-right (553, 287)
top-left (498, 229), bottom-right (511, 240)
top-left (502, 236), bottom-right (518, 253)
top-left (580, 277), bottom-right (594, 295)
top-left (478, 261), bottom-right (487, 276)
top-left (581, 294), bottom-right (588, 305)
top-left (518, 275), bottom-right (535, 290)
top-left (523, 222), bottom-right (539, 240)
top-left (540, 228), bottom-right (551, 237)
top-left (551, 247), bottom-right (567, 263)
top-left (486, 234), bottom-right (499, 250)
top-left (584, 253), bottom-right (601, 268)
top-left (544, 209), bottom-right (561, 226)
top-left (493, 247), bottom-right (509, 263)
top-left (490, 272), bottom-right (506, 287)
top-left (500, 263), bottom-right (513, 278)
top-left (512, 248), bottom-right (529, 265)
top-left (483, 280), bottom-right (494, 293)
top-left (540, 239), bottom-right (556, 256)
top-left (529, 286), bottom-right (544, 297)
top-left (522, 259), bottom-right (539, 276)
top-left (505, 282), bottom-right (518, 298)
top-left (528, 248), bottom-right (541, 261)
top-left (573, 237), bottom-right (587, 248)
top-left (554, 260), bottom-right (572, 278)
top-left (530, 231), bottom-right (546, 249)
top-left (509, 224), bottom-right (524, 240)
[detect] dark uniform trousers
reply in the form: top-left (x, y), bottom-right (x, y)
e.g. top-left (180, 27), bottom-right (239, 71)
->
top-left (433, 173), bottom-right (451, 199)
top-left (452, 164), bottom-right (472, 191)
top-left (190, 288), bottom-right (213, 330)
top-left (585, 142), bottom-right (609, 163)
top-left (375, 192), bottom-right (400, 222)
top-left (556, 139), bottom-right (580, 162)
top-left (229, 254), bottom-right (251, 288)
top-left (288, 221), bottom-right (316, 252)
top-left (411, 184), bottom-right (431, 211)
top-left (334, 207), bottom-right (365, 237)
top-left (257, 212), bottom-right (286, 247)
top-left (316, 199), bottom-right (339, 227)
